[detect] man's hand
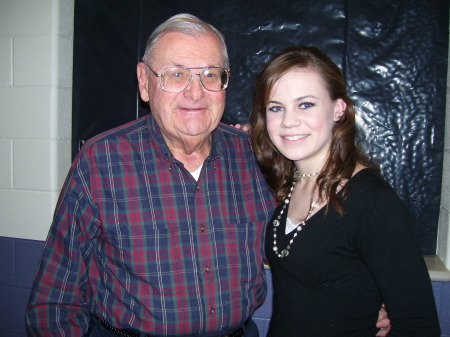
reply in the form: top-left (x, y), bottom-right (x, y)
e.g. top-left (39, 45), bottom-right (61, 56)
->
top-left (375, 304), bottom-right (391, 337)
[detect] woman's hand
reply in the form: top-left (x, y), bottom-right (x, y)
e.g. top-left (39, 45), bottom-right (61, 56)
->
top-left (230, 124), bottom-right (251, 132)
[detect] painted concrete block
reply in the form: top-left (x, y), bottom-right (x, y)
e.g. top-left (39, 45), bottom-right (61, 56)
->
top-left (14, 140), bottom-right (52, 190)
top-left (14, 36), bottom-right (52, 87)
top-left (0, 37), bottom-right (12, 87)
top-left (0, 285), bottom-right (30, 336)
top-left (0, 237), bottom-right (14, 286)
top-left (15, 239), bottom-right (44, 289)
top-left (0, 87), bottom-right (52, 138)
top-left (0, 140), bottom-right (12, 188)
top-left (0, 0), bottom-right (53, 36)
top-left (440, 281), bottom-right (450, 335)
top-left (0, 190), bottom-right (55, 240)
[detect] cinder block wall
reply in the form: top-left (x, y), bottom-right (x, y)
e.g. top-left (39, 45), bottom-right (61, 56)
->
top-left (0, 1), bottom-right (73, 335)
top-left (0, 0), bottom-right (73, 240)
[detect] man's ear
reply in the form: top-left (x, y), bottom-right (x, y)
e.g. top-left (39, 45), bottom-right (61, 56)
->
top-left (137, 62), bottom-right (150, 102)
top-left (333, 98), bottom-right (347, 121)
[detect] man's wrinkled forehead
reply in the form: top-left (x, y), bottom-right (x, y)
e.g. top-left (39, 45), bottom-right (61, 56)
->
top-left (149, 31), bottom-right (226, 68)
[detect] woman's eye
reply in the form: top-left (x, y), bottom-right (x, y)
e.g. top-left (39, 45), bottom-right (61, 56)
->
top-left (299, 101), bottom-right (314, 109)
top-left (268, 106), bottom-right (283, 113)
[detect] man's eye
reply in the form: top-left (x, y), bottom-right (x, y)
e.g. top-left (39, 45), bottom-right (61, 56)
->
top-left (203, 70), bottom-right (219, 79)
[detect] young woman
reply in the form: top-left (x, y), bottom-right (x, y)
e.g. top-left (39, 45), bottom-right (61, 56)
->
top-left (250, 46), bottom-right (440, 336)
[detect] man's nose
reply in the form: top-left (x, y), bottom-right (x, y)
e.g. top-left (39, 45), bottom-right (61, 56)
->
top-left (183, 74), bottom-right (205, 100)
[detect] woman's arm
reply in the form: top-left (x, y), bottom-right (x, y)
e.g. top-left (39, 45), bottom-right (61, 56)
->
top-left (357, 187), bottom-right (440, 336)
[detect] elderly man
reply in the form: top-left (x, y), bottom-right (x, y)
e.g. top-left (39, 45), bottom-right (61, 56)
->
top-left (26, 13), bottom-right (274, 337)
top-left (26, 13), bottom-right (391, 337)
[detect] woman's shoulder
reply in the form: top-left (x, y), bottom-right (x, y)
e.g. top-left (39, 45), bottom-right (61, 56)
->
top-left (349, 167), bottom-right (392, 192)
top-left (345, 168), bottom-right (407, 214)
top-left (344, 168), bottom-right (402, 206)
top-left (333, 168), bottom-right (411, 241)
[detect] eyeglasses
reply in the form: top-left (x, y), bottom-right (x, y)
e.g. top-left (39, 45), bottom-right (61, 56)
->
top-left (145, 65), bottom-right (230, 93)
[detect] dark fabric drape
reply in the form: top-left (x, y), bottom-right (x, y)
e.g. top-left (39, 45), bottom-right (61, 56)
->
top-left (73, 0), bottom-right (449, 254)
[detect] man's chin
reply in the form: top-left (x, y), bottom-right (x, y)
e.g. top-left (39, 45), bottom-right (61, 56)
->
top-left (178, 121), bottom-right (220, 137)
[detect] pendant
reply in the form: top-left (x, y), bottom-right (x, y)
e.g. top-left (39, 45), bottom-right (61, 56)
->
top-left (281, 249), bottom-right (289, 257)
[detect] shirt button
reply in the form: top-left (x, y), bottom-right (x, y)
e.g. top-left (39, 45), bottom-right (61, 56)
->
top-left (204, 266), bottom-right (211, 272)
top-left (210, 307), bottom-right (215, 314)
top-left (196, 185), bottom-right (200, 191)
top-left (200, 225), bottom-right (205, 232)
top-left (168, 166), bottom-right (173, 172)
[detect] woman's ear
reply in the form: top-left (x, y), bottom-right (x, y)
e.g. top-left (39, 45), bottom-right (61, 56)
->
top-left (333, 98), bottom-right (347, 121)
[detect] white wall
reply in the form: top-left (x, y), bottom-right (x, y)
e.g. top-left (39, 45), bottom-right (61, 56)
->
top-left (0, 0), bottom-right (449, 270)
top-left (0, 0), bottom-right (73, 240)
top-left (438, 23), bottom-right (450, 269)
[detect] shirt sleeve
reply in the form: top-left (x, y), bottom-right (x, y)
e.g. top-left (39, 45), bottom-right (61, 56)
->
top-left (355, 186), bottom-right (441, 336)
top-left (25, 159), bottom-right (98, 336)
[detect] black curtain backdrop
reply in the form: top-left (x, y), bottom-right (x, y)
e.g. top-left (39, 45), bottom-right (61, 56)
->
top-left (72, 0), bottom-right (449, 254)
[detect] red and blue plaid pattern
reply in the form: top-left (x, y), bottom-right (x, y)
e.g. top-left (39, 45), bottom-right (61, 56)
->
top-left (26, 114), bottom-right (276, 336)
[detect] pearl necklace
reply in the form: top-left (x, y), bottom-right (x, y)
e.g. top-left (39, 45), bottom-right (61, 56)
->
top-left (272, 171), bottom-right (319, 258)
top-left (293, 170), bottom-right (320, 180)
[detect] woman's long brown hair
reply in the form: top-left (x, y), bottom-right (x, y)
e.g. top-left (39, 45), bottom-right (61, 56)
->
top-left (250, 46), bottom-right (375, 215)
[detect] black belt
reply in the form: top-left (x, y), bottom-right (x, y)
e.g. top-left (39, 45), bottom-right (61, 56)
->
top-left (100, 319), bottom-right (247, 337)
top-left (99, 319), bottom-right (142, 337)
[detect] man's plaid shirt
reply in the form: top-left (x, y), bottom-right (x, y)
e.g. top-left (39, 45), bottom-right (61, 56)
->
top-left (26, 114), bottom-right (276, 336)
